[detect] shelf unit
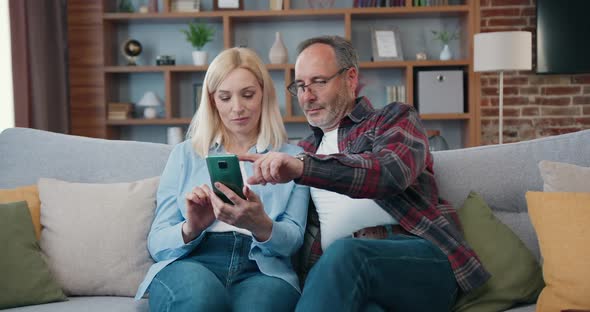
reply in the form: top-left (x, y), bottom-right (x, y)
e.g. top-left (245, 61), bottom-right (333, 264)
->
top-left (97, 0), bottom-right (480, 147)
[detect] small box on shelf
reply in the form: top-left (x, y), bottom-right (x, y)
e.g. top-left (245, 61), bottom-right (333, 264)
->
top-left (107, 102), bottom-right (134, 120)
top-left (416, 69), bottom-right (464, 114)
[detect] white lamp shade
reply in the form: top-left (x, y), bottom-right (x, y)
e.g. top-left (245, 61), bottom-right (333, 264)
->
top-left (137, 91), bottom-right (163, 107)
top-left (474, 31), bottom-right (532, 72)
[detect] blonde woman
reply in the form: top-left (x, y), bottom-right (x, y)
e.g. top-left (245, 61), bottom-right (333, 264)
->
top-left (135, 48), bottom-right (309, 312)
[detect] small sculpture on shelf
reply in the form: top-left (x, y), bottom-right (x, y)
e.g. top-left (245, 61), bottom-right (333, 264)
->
top-left (156, 55), bottom-right (175, 66)
top-left (121, 39), bottom-right (142, 65)
top-left (136, 91), bottom-right (163, 119)
top-left (181, 20), bottom-right (215, 65)
top-left (416, 52), bottom-right (428, 60)
top-left (431, 29), bottom-right (459, 60)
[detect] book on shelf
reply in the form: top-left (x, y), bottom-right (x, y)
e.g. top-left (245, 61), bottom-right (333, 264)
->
top-left (386, 85), bottom-right (406, 103)
top-left (107, 102), bottom-right (134, 120)
top-left (171, 0), bottom-right (200, 12)
top-left (353, 0), bottom-right (406, 7)
top-left (108, 102), bottom-right (133, 111)
top-left (107, 112), bottom-right (132, 120)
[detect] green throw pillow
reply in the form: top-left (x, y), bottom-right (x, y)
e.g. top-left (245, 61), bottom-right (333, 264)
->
top-left (0, 201), bottom-right (66, 309)
top-left (453, 191), bottom-right (544, 312)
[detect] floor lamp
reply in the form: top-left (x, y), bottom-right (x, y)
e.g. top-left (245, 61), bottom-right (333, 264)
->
top-left (474, 31), bottom-right (532, 144)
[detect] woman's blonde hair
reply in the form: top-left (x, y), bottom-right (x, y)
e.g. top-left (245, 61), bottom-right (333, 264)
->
top-left (187, 47), bottom-right (287, 157)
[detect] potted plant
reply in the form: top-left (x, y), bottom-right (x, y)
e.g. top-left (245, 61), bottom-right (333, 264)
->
top-left (431, 29), bottom-right (459, 60)
top-left (181, 20), bottom-right (215, 65)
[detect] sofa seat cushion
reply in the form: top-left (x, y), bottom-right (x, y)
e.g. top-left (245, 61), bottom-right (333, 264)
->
top-left (453, 191), bottom-right (544, 312)
top-left (2, 297), bottom-right (148, 312)
top-left (38, 177), bottom-right (159, 297)
top-left (0, 201), bottom-right (66, 309)
top-left (526, 192), bottom-right (590, 312)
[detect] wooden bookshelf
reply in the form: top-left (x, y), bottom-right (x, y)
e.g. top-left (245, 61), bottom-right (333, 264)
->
top-left (68, 0), bottom-right (480, 146)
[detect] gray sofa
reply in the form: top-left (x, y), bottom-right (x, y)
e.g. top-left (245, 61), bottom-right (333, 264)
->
top-left (2, 127), bottom-right (590, 312)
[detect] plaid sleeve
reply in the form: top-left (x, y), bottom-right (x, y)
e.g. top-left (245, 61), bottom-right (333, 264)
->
top-left (297, 106), bottom-right (428, 200)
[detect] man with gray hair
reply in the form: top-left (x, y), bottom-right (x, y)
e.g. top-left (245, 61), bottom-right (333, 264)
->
top-left (240, 35), bottom-right (489, 311)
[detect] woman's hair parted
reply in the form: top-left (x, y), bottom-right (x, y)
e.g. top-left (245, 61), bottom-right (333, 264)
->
top-left (186, 47), bottom-right (287, 157)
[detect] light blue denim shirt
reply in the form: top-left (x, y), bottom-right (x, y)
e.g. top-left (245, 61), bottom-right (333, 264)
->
top-left (135, 140), bottom-right (309, 299)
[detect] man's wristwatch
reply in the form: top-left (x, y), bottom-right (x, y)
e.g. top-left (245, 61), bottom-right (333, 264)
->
top-left (294, 153), bottom-right (307, 162)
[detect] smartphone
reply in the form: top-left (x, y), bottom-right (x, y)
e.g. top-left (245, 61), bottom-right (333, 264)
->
top-left (205, 154), bottom-right (245, 204)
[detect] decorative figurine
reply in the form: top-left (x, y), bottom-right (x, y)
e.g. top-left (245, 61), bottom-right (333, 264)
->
top-left (121, 39), bottom-right (142, 66)
top-left (416, 52), bottom-right (428, 60)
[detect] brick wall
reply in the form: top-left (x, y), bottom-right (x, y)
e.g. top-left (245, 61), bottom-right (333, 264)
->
top-left (479, 0), bottom-right (590, 144)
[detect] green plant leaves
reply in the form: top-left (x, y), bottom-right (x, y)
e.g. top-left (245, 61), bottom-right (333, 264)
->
top-left (182, 21), bottom-right (215, 50)
top-left (431, 29), bottom-right (459, 45)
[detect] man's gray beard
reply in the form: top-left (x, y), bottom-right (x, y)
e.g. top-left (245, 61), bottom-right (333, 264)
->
top-left (306, 89), bottom-right (353, 130)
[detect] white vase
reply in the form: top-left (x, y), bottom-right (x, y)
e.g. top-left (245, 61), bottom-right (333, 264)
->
top-left (167, 127), bottom-right (184, 145)
top-left (192, 50), bottom-right (208, 65)
top-left (439, 44), bottom-right (452, 60)
top-left (269, 32), bottom-right (288, 64)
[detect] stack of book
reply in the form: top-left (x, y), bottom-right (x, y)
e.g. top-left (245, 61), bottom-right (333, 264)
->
top-left (413, 0), bottom-right (450, 6)
top-left (386, 85), bottom-right (406, 104)
top-left (171, 0), bottom-right (200, 12)
top-left (353, 0), bottom-right (405, 7)
top-left (108, 102), bottom-right (134, 120)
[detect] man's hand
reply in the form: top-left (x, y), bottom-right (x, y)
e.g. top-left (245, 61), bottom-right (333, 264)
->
top-left (238, 152), bottom-right (304, 185)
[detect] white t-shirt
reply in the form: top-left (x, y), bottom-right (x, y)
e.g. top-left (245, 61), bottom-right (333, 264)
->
top-left (310, 128), bottom-right (397, 250)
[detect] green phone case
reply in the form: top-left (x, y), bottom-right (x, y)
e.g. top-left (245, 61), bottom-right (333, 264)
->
top-left (206, 154), bottom-right (245, 204)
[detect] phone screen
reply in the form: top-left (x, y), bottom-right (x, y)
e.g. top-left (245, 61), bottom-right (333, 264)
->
top-left (205, 154), bottom-right (245, 204)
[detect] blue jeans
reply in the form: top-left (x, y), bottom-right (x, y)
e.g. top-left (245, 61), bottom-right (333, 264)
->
top-left (149, 232), bottom-right (299, 312)
top-left (296, 233), bottom-right (458, 312)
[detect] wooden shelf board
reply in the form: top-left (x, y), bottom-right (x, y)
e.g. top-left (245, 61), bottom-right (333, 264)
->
top-left (283, 116), bottom-right (308, 123)
top-left (104, 66), bottom-right (167, 73)
top-left (419, 113), bottom-right (470, 120)
top-left (266, 63), bottom-right (294, 70)
top-left (107, 116), bottom-right (310, 126)
top-left (351, 5), bottom-right (469, 18)
top-left (104, 64), bottom-right (293, 73)
top-left (103, 5), bottom-right (469, 22)
top-left (106, 118), bottom-right (192, 125)
top-left (359, 59), bottom-right (469, 69)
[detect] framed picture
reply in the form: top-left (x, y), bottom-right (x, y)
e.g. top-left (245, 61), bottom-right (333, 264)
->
top-left (192, 83), bottom-right (203, 114)
top-left (213, 0), bottom-right (244, 10)
top-left (371, 27), bottom-right (404, 61)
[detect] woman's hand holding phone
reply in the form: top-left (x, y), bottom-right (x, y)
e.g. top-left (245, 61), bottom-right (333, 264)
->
top-left (183, 185), bottom-right (216, 243)
top-left (208, 183), bottom-right (273, 242)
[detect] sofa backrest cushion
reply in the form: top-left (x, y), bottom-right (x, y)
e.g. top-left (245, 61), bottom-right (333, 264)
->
top-left (0, 128), bottom-right (173, 188)
top-left (432, 129), bottom-right (590, 261)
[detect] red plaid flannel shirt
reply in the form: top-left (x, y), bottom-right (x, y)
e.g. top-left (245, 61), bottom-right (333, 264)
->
top-left (296, 97), bottom-right (490, 292)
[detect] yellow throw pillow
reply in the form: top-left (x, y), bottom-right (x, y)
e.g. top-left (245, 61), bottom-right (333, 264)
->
top-left (0, 185), bottom-right (41, 240)
top-left (526, 192), bottom-right (590, 312)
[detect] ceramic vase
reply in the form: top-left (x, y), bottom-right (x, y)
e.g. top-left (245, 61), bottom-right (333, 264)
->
top-left (439, 44), bottom-right (452, 60)
top-left (428, 134), bottom-right (449, 151)
top-left (192, 50), bottom-right (208, 65)
top-left (269, 32), bottom-right (288, 64)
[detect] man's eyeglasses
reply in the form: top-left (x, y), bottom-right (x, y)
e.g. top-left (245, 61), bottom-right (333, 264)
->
top-left (287, 67), bottom-right (350, 97)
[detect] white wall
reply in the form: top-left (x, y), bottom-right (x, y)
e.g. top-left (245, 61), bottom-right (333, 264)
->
top-left (0, 0), bottom-right (14, 133)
